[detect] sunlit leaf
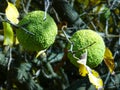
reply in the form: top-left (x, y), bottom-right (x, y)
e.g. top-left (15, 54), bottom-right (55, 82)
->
top-left (77, 50), bottom-right (104, 89)
top-left (5, 2), bottom-right (19, 24)
top-left (15, 37), bottom-right (19, 45)
top-left (77, 50), bottom-right (88, 76)
top-left (88, 69), bottom-right (103, 89)
top-left (93, 4), bottom-right (105, 14)
top-left (35, 49), bottom-right (46, 58)
top-left (2, 22), bottom-right (14, 46)
top-left (78, 64), bottom-right (88, 76)
top-left (104, 47), bottom-right (115, 74)
top-left (104, 48), bottom-right (114, 59)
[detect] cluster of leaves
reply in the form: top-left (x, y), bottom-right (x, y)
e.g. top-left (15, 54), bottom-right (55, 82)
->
top-left (0, 0), bottom-right (120, 90)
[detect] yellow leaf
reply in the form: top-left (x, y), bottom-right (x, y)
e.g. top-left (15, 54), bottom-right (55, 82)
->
top-left (35, 49), bottom-right (46, 58)
top-left (78, 64), bottom-right (88, 76)
top-left (104, 47), bottom-right (115, 74)
top-left (77, 50), bottom-right (104, 89)
top-left (2, 22), bottom-right (14, 46)
top-left (15, 37), bottom-right (19, 45)
top-left (77, 50), bottom-right (88, 76)
top-left (88, 70), bottom-right (103, 89)
top-left (5, 2), bottom-right (19, 24)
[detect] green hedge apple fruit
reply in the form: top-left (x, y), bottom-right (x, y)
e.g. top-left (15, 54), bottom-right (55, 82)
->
top-left (67, 29), bottom-right (105, 68)
top-left (16, 11), bottom-right (57, 51)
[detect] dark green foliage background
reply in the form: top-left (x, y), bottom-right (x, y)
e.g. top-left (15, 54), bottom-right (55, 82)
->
top-left (0, 0), bottom-right (120, 90)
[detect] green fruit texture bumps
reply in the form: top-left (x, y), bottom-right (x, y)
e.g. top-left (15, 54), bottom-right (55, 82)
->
top-left (67, 29), bottom-right (105, 68)
top-left (16, 11), bottom-right (58, 51)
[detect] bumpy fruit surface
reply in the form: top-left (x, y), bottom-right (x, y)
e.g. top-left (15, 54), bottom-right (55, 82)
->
top-left (67, 29), bottom-right (105, 68)
top-left (16, 11), bottom-right (57, 51)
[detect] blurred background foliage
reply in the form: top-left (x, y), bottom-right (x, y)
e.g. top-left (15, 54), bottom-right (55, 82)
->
top-left (0, 0), bottom-right (120, 90)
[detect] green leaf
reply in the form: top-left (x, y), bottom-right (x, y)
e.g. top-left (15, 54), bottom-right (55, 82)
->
top-left (2, 22), bottom-right (14, 46)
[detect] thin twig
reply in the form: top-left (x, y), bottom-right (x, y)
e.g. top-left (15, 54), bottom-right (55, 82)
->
top-left (61, 27), bottom-right (72, 44)
top-left (0, 13), bottom-right (5, 16)
top-left (111, 12), bottom-right (118, 27)
top-left (70, 0), bottom-right (75, 7)
top-left (99, 32), bottom-right (120, 38)
top-left (42, 68), bottom-right (52, 78)
top-left (52, 8), bottom-right (61, 23)
top-left (43, 0), bottom-right (50, 20)
top-left (9, 21), bottom-right (35, 35)
top-left (104, 72), bottom-right (110, 87)
top-left (90, 19), bottom-right (97, 31)
top-left (73, 53), bottom-right (79, 60)
top-left (110, 0), bottom-right (117, 10)
top-left (105, 18), bottom-right (109, 36)
top-left (46, 62), bottom-right (57, 78)
top-left (21, 0), bottom-right (27, 14)
top-left (25, 0), bottom-right (32, 12)
top-left (41, 61), bottom-right (58, 79)
top-left (7, 47), bottom-right (12, 70)
top-left (72, 42), bottom-right (96, 54)
top-left (61, 27), bottom-right (74, 53)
